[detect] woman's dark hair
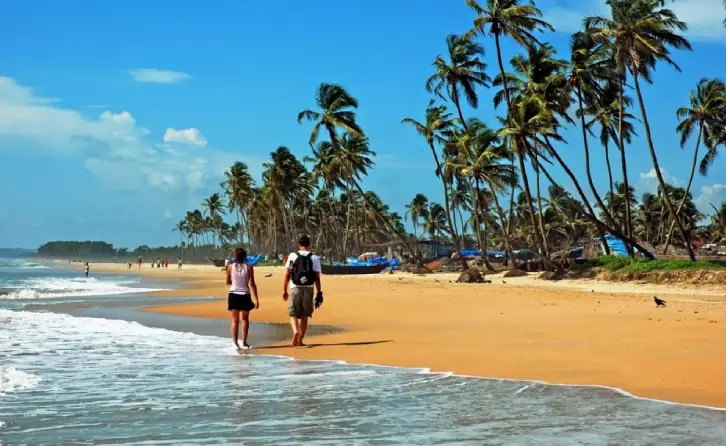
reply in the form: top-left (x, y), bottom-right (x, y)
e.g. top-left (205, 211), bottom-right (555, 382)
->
top-left (234, 248), bottom-right (247, 264)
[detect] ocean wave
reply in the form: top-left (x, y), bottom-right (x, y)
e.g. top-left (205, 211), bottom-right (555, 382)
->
top-left (0, 259), bottom-right (49, 269)
top-left (1, 276), bottom-right (162, 300)
top-left (0, 367), bottom-right (41, 395)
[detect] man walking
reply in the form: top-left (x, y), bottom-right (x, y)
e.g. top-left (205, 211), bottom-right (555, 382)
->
top-left (283, 235), bottom-right (323, 347)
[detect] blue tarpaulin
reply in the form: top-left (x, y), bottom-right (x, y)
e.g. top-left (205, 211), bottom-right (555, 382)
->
top-left (604, 235), bottom-right (654, 259)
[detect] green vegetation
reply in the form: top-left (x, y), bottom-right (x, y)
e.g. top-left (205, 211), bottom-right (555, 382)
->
top-left (168, 0), bottom-right (726, 265)
top-left (588, 255), bottom-right (726, 274)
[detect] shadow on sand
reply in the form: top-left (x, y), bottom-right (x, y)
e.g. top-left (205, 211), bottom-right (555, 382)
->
top-left (255, 340), bottom-right (393, 350)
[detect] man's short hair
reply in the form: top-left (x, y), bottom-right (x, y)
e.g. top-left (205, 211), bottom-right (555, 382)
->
top-left (298, 235), bottom-right (311, 248)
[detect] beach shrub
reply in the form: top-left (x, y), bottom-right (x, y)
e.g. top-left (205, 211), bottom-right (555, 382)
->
top-left (587, 255), bottom-right (726, 273)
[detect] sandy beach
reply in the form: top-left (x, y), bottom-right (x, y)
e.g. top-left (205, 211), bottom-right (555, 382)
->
top-left (87, 262), bottom-right (726, 408)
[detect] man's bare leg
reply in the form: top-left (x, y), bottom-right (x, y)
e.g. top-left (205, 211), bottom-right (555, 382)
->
top-left (289, 316), bottom-right (300, 346)
top-left (241, 311), bottom-right (251, 347)
top-left (299, 317), bottom-right (309, 346)
top-left (230, 310), bottom-right (241, 348)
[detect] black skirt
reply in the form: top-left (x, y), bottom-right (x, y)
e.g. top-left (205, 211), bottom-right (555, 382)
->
top-left (228, 292), bottom-right (255, 311)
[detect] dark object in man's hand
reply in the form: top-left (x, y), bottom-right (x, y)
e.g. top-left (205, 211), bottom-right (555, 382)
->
top-left (315, 291), bottom-right (324, 309)
top-left (654, 296), bottom-right (667, 308)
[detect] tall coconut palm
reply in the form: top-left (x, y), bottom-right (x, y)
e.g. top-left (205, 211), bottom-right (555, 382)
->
top-left (298, 83), bottom-right (364, 150)
top-left (498, 95), bottom-right (555, 257)
top-left (584, 79), bottom-right (638, 229)
top-left (567, 31), bottom-right (621, 233)
top-left (222, 161), bottom-right (255, 245)
top-left (425, 33), bottom-right (490, 129)
top-left (202, 193), bottom-right (226, 248)
top-left (661, 78), bottom-right (726, 252)
top-left (586, 0), bottom-right (696, 260)
top-left (466, 0), bottom-right (554, 113)
top-left (402, 100), bottom-right (463, 260)
top-left (406, 193), bottom-right (430, 239)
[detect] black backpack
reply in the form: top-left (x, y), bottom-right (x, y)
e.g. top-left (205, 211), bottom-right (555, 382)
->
top-left (291, 251), bottom-right (316, 286)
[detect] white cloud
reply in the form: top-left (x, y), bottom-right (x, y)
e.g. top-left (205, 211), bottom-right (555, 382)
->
top-left (128, 69), bottom-right (191, 84)
top-left (694, 184), bottom-right (726, 213)
top-left (0, 75), bottom-right (243, 195)
top-left (163, 127), bottom-right (207, 146)
top-left (637, 167), bottom-right (683, 194)
top-left (542, 0), bottom-right (726, 42)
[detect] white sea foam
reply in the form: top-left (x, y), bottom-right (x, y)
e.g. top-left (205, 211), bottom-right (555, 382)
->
top-left (0, 367), bottom-right (41, 395)
top-left (2, 309), bottom-right (725, 444)
top-left (1, 276), bottom-right (161, 300)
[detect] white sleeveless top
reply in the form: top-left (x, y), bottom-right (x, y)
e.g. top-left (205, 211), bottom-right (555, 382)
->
top-left (229, 263), bottom-right (250, 294)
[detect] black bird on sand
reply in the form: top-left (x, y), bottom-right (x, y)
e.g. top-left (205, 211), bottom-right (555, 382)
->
top-left (264, 273), bottom-right (273, 278)
top-left (654, 296), bottom-right (667, 308)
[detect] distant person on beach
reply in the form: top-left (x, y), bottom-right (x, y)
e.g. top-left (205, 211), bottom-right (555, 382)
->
top-left (84, 262), bottom-right (89, 278)
top-left (278, 253), bottom-right (283, 265)
top-left (226, 248), bottom-right (259, 350)
top-left (164, 257), bottom-right (169, 268)
top-left (177, 257), bottom-right (183, 269)
top-left (138, 256), bottom-right (142, 269)
top-left (127, 262), bottom-right (132, 270)
top-left (157, 258), bottom-right (161, 268)
top-left (283, 235), bottom-right (322, 347)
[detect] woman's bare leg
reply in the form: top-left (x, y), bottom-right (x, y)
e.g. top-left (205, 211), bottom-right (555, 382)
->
top-left (230, 310), bottom-right (241, 348)
top-left (241, 311), bottom-right (250, 347)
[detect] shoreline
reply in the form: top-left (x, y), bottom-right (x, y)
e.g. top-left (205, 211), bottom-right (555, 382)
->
top-left (72, 261), bottom-right (726, 408)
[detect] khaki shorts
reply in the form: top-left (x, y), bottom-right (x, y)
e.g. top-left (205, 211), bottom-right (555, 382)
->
top-left (288, 287), bottom-right (314, 318)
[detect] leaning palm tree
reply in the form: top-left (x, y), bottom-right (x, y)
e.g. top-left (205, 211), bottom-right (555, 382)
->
top-left (298, 83), bottom-right (364, 150)
top-left (660, 78), bottom-right (726, 252)
top-left (202, 193), bottom-right (226, 248)
top-left (425, 33), bottom-right (490, 128)
top-left (405, 193), bottom-right (430, 240)
top-left (586, 0), bottom-right (696, 260)
top-left (402, 100), bottom-right (462, 259)
top-left (466, 0), bottom-right (554, 113)
top-left (221, 161), bottom-right (255, 245)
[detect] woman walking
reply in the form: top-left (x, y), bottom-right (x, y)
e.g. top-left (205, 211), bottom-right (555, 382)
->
top-left (226, 248), bottom-right (259, 350)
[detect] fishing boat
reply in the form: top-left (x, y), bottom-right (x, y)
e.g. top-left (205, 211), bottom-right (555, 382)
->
top-left (321, 263), bottom-right (387, 275)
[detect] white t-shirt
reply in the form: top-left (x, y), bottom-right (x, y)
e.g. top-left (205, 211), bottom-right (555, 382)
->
top-left (286, 251), bottom-right (321, 288)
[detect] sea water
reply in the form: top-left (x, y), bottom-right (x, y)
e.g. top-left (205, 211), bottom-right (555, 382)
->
top-left (2, 260), bottom-right (726, 444)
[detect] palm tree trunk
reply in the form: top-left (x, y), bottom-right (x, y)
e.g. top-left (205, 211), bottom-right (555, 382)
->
top-left (533, 155), bottom-right (549, 257)
top-left (544, 137), bottom-right (614, 255)
top-left (534, 156), bottom-right (652, 257)
top-left (495, 32), bottom-right (516, 267)
top-left (343, 185), bottom-right (353, 258)
top-left (428, 143), bottom-right (467, 269)
top-left (618, 77), bottom-right (634, 255)
top-left (516, 143), bottom-right (546, 257)
top-left (489, 185), bottom-right (513, 261)
top-left (603, 137), bottom-right (616, 228)
top-left (349, 179), bottom-right (416, 257)
top-left (473, 178), bottom-right (496, 272)
top-left (578, 87), bottom-right (620, 232)
top-left (236, 209), bottom-right (243, 244)
top-left (662, 124), bottom-right (703, 254)
top-left (632, 70), bottom-right (696, 261)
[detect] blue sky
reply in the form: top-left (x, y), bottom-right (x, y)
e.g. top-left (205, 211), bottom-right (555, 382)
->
top-left (1, 0), bottom-right (726, 249)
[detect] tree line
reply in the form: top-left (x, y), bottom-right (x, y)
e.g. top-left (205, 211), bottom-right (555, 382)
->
top-left (175, 0), bottom-right (726, 264)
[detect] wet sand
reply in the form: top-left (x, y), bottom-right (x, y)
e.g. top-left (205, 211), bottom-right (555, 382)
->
top-left (83, 261), bottom-right (726, 408)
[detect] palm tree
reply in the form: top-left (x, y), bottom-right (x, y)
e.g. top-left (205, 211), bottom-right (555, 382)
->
top-left (425, 33), bottom-right (490, 128)
top-left (466, 0), bottom-right (554, 113)
top-left (298, 83), bottom-right (364, 151)
top-left (406, 194), bottom-right (430, 240)
top-left (202, 193), bottom-right (226, 248)
top-left (565, 31), bottom-right (625, 252)
top-left (447, 119), bottom-right (515, 255)
top-left (498, 95), bottom-right (555, 256)
top-left (222, 161), bottom-right (255, 245)
top-left (587, 0), bottom-right (696, 260)
top-left (660, 78), bottom-right (726, 252)
top-left (402, 100), bottom-right (463, 260)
